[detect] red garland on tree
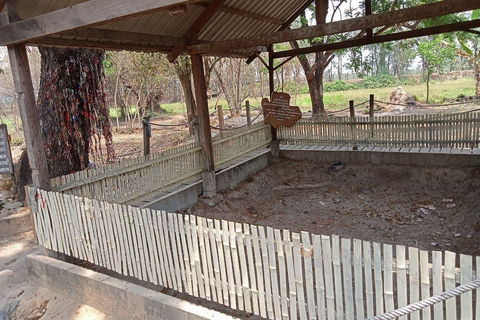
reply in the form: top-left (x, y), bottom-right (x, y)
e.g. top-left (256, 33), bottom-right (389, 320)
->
top-left (37, 47), bottom-right (115, 176)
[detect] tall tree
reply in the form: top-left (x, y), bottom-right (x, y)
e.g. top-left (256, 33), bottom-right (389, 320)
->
top-left (174, 55), bottom-right (197, 135)
top-left (37, 47), bottom-right (115, 176)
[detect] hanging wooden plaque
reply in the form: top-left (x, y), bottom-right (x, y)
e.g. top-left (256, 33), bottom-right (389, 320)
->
top-left (262, 92), bottom-right (302, 129)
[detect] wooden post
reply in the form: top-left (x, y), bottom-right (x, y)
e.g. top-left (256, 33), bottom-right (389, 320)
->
top-left (349, 100), bottom-right (358, 150)
top-left (369, 94), bottom-right (375, 140)
top-left (268, 45), bottom-right (277, 141)
top-left (218, 105), bottom-right (224, 130)
top-left (191, 53), bottom-right (214, 172)
top-left (2, 2), bottom-right (51, 190)
top-left (246, 100), bottom-right (251, 125)
top-left (369, 94), bottom-right (375, 117)
top-left (142, 116), bottom-right (151, 157)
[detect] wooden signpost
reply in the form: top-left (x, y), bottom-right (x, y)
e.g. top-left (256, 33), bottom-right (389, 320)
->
top-left (261, 92), bottom-right (302, 129)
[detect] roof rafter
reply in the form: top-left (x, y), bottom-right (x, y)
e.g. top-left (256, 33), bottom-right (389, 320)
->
top-left (0, 0), bottom-right (199, 46)
top-left (189, 0), bottom-right (480, 55)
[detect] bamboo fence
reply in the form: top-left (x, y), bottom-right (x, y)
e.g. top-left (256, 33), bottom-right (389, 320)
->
top-left (31, 189), bottom-right (479, 320)
top-left (51, 122), bottom-right (271, 204)
top-left (278, 112), bottom-right (480, 149)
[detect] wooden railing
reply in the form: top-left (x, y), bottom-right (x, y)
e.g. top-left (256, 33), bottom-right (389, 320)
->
top-left (278, 112), bottom-right (480, 149)
top-left (51, 123), bottom-right (271, 204)
top-left (31, 189), bottom-right (480, 320)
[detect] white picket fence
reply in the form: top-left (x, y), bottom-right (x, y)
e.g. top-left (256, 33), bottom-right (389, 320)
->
top-left (278, 112), bottom-right (480, 149)
top-left (31, 189), bottom-right (479, 320)
top-left (51, 122), bottom-right (271, 205)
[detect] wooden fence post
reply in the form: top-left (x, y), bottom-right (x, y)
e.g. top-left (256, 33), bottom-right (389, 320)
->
top-left (246, 100), bottom-right (251, 125)
top-left (142, 116), bottom-right (151, 157)
top-left (349, 100), bottom-right (358, 150)
top-left (218, 105), bottom-right (225, 130)
top-left (369, 94), bottom-right (375, 140)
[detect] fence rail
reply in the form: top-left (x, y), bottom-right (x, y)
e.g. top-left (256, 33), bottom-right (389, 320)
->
top-left (31, 189), bottom-right (479, 320)
top-left (51, 122), bottom-right (271, 204)
top-left (278, 112), bottom-right (480, 149)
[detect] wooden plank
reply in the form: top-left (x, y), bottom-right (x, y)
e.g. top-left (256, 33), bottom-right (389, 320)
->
top-left (132, 207), bottom-right (148, 281)
top-left (237, 224), bottom-right (250, 312)
top-left (420, 249), bottom-right (431, 320)
top-left (301, 232), bottom-right (315, 320)
top-left (363, 241), bottom-right (374, 318)
top-left (373, 242), bottom-right (384, 315)
top-left (275, 229), bottom-right (288, 320)
top-left (396, 246), bottom-right (407, 320)
top-left (477, 256), bottom-right (480, 320)
top-left (222, 220), bottom-right (236, 308)
top-left (151, 209), bottom-right (167, 286)
top-left (158, 210), bottom-right (174, 288)
top-left (215, 219), bottom-right (229, 305)
top-left (208, 219), bottom-right (222, 303)
top-left (168, 212), bottom-right (183, 292)
top-left (245, 224), bottom-right (258, 315)
top-left (460, 254), bottom-right (473, 319)
top-left (284, 230), bottom-right (297, 320)
top-left (201, 218), bottom-right (216, 301)
top-left (444, 251), bottom-right (456, 319)
top-left (252, 225), bottom-right (266, 317)
top-left (341, 238), bottom-right (354, 320)
top-left (353, 239), bottom-right (365, 319)
top-left (331, 235), bottom-right (344, 319)
top-left (292, 232), bottom-right (307, 320)
top-left (267, 228), bottom-right (281, 319)
top-left (230, 221), bottom-right (243, 309)
top-left (408, 247), bottom-right (420, 320)
top-left (259, 226), bottom-right (274, 319)
top-left (432, 251), bottom-right (443, 319)
top-left (190, 215), bottom-right (204, 297)
top-left (143, 208), bottom-right (160, 284)
top-left (321, 235), bottom-right (335, 320)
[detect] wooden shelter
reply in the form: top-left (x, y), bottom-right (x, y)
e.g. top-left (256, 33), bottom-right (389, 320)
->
top-left (1, 0), bottom-right (480, 193)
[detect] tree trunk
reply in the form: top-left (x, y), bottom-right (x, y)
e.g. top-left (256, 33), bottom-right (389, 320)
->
top-left (475, 61), bottom-right (480, 98)
top-left (37, 47), bottom-right (115, 177)
top-left (426, 72), bottom-right (430, 103)
top-left (178, 71), bottom-right (197, 135)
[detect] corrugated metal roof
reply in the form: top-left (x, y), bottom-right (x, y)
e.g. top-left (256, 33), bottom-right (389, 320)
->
top-left (12, 0), bottom-right (312, 55)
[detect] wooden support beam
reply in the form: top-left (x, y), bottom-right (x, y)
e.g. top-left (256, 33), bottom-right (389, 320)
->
top-left (365, 0), bottom-right (373, 41)
top-left (0, 0), bottom-right (198, 46)
top-left (246, 0), bottom-right (314, 64)
top-left (60, 28), bottom-right (188, 46)
top-left (167, 0), bottom-right (224, 62)
top-left (273, 19), bottom-right (480, 59)
top-left (191, 54), bottom-right (215, 172)
top-left (268, 45), bottom-right (277, 141)
top-left (190, 0), bottom-right (480, 55)
top-left (2, 2), bottom-right (51, 190)
top-left (28, 37), bottom-right (174, 53)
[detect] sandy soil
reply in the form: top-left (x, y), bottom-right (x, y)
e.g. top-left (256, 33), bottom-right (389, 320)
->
top-left (191, 157), bottom-right (480, 256)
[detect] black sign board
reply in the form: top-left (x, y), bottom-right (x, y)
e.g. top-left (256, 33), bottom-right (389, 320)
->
top-left (0, 124), bottom-right (14, 175)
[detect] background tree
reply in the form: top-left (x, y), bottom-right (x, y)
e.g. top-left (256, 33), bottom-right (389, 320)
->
top-left (417, 37), bottom-right (456, 102)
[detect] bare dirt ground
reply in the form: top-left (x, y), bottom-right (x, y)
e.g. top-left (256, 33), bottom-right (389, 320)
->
top-left (191, 157), bottom-right (480, 257)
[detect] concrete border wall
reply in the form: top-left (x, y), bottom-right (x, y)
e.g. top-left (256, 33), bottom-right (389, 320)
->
top-left (26, 254), bottom-right (239, 320)
top-left (280, 149), bottom-right (480, 167)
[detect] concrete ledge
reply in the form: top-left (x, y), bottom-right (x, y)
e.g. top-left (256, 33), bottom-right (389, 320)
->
top-left (26, 254), bottom-right (239, 320)
top-left (281, 149), bottom-right (480, 167)
top-left (0, 210), bottom-right (31, 238)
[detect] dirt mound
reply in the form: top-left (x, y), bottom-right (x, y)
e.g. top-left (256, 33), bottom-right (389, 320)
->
top-left (388, 86), bottom-right (417, 106)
